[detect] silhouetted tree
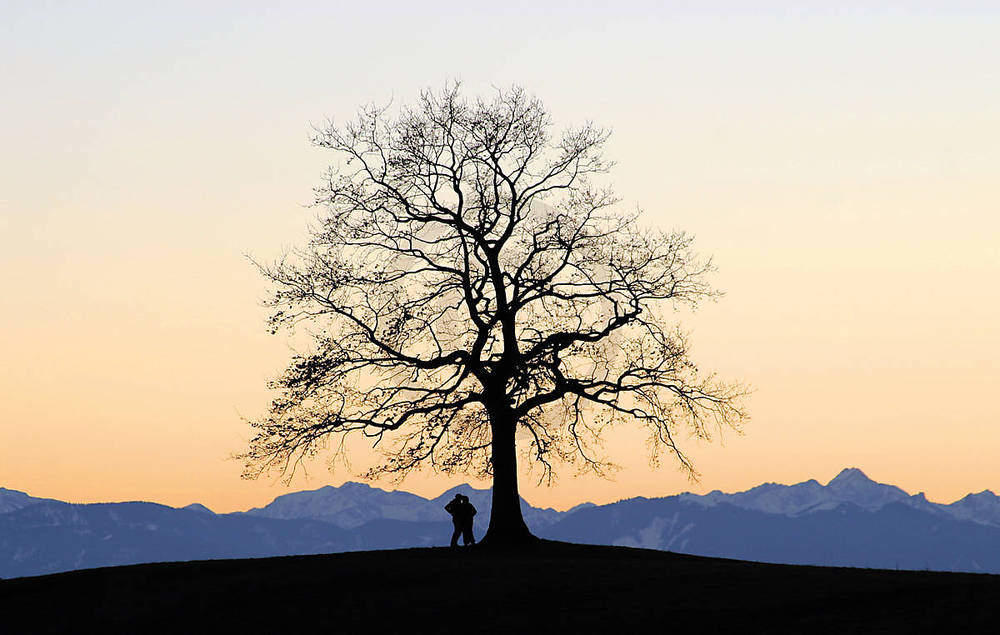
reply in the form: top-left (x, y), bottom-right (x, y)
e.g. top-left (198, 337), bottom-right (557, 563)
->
top-left (242, 83), bottom-right (747, 546)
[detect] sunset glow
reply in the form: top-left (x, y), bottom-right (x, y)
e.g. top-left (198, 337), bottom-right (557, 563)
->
top-left (2, 2), bottom-right (998, 512)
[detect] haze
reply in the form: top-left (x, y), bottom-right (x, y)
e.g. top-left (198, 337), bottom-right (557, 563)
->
top-left (2, 2), bottom-right (998, 512)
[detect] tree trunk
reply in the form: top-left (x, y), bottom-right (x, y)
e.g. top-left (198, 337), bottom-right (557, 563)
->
top-left (480, 408), bottom-right (536, 546)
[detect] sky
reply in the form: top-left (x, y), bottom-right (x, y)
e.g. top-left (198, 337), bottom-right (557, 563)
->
top-left (2, 2), bottom-right (998, 513)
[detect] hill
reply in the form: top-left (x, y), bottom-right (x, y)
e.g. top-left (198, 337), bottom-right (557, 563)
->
top-left (1, 542), bottom-right (996, 634)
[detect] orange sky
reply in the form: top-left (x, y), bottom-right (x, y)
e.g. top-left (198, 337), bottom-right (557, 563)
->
top-left (2, 3), bottom-right (998, 512)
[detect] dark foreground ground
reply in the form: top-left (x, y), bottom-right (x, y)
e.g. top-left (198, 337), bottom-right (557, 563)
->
top-left (1, 541), bottom-right (997, 634)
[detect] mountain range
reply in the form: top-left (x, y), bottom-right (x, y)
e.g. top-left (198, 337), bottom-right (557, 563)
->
top-left (3, 468), bottom-right (1000, 579)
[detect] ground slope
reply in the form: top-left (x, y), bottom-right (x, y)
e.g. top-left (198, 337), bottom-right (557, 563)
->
top-left (1, 542), bottom-right (996, 634)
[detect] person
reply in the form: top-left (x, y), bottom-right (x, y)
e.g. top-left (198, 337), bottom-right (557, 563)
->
top-left (445, 493), bottom-right (477, 547)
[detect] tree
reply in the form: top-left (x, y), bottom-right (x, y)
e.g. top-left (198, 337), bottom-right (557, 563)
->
top-left (242, 83), bottom-right (747, 546)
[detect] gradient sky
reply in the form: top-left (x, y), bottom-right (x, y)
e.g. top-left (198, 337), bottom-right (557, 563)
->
top-left (2, 2), bottom-right (998, 513)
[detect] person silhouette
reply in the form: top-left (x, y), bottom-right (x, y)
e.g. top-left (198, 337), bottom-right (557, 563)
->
top-left (445, 493), bottom-right (477, 547)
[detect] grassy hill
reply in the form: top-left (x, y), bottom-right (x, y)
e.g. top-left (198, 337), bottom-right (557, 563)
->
top-left (1, 541), bottom-right (997, 633)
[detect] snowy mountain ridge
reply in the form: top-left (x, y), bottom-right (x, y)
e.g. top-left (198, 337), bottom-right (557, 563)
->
top-left (674, 467), bottom-right (998, 526)
top-left (5, 468), bottom-right (1000, 579)
top-left (243, 481), bottom-right (564, 528)
top-left (5, 467), bottom-right (999, 528)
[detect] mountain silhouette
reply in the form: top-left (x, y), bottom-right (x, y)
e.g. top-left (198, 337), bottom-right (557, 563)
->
top-left (5, 468), bottom-right (1000, 579)
top-left (244, 481), bottom-right (563, 528)
top-left (0, 487), bottom-right (58, 514)
top-left (540, 496), bottom-right (1000, 573)
top-left (0, 500), bottom-right (357, 579)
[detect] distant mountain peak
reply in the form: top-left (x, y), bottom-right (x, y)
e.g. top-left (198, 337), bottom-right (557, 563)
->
top-left (827, 467), bottom-right (872, 487)
top-left (338, 482), bottom-right (376, 491)
top-left (183, 503), bottom-right (215, 515)
top-left (0, 487), bottom-right (58, 514)
top-left (437, 483), bottom-right (485, 497)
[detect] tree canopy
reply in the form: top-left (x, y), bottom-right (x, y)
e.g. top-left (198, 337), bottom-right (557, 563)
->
top-left (242, 83), bottom-right (747, 543)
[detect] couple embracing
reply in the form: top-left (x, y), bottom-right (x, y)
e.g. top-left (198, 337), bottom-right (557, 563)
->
top-left (444, 493), bottom-right (477, 548)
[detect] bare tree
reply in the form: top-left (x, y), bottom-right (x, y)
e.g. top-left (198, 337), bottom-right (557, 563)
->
top-left (242, 83), bottom-right (747, 545)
